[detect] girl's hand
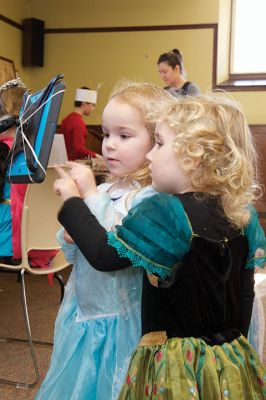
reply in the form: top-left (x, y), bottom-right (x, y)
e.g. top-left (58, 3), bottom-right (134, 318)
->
top-left (67, 161), bottom-right (98, 198)
top-left (54, 165), bottom-right (80, 200)
top-left (255, 248), bottom-right (265, 258)
top-left (63, 229), bottom-right (74, 244)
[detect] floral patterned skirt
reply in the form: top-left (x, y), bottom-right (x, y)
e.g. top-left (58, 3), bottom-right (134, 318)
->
top-left (118, 331), bottom-right (266, 400)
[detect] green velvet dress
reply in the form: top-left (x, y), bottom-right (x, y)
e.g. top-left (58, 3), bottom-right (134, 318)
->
top-left (107, 192), bottom-right (266, 400)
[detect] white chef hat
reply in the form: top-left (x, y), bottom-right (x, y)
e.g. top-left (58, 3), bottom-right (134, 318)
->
top-left (75, 88), bottom-right (97, 104)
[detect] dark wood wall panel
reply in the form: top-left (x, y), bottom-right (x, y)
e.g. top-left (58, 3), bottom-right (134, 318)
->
top-left (250, 125), bottom-right (266, 232)
top-left (86, 125), bottom-right (103, 155)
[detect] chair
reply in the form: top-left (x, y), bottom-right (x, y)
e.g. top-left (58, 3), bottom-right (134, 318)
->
top-left (0, 167), bottom-right (70, 389)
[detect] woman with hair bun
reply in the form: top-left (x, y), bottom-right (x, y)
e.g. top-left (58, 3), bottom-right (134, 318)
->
top-left (157, 48), bottom-right (200, 97)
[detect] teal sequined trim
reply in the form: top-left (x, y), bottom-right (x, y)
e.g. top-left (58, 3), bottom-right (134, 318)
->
top-left (246, 256), bottom-right (266, 270)
top-left (107, 232), bottom-right (172, 279)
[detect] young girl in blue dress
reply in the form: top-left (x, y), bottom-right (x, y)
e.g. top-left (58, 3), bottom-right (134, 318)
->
top-left (55, 93), bottom-right (266, 399)
top-left (36, 81), bottom-right (168, 400)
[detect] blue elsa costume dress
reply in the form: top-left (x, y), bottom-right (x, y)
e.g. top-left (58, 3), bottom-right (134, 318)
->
top-left (35, 182), bottom-right (155, 400)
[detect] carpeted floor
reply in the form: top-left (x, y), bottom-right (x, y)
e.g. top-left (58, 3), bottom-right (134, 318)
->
top-left (0, 267), bottom-right (72, 400)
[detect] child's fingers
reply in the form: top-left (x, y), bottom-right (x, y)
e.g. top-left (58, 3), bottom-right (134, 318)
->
top-left (54, 164), bottom-right (69, 178)
top-left (68, 166), bottom-right (93, 182)
top-left (67, 160), bottom-right (93, 171)
top-left (66, 161), bottom-right (80, 168)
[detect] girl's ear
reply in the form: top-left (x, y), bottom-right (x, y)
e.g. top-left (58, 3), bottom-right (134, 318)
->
top-left (192, 157), bottom-right (202, 170)
top-left (182, 156), bottom-right (202, 171)
top-left (188, 144), bottom-right (203, 170)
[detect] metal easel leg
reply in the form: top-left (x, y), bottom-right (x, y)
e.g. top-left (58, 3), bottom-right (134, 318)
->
top-left (0, 269), bottom-right (40, 389)
top-left (20, 268), bottom-right (40, 387)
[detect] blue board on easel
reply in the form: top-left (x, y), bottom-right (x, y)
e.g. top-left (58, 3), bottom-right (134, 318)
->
top-left (6, 74), bottom-right (65, 183)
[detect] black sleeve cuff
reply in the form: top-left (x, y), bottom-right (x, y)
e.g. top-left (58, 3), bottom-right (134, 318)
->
top-left (58, 196), bottom-right (130, 271)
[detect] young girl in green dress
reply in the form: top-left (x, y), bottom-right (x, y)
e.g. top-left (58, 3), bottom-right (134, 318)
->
top-left (55, 93), bottom-right (266, 399)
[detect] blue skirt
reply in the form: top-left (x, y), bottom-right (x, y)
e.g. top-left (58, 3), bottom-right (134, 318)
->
top-left (35, 276), bottom-right (141, 400)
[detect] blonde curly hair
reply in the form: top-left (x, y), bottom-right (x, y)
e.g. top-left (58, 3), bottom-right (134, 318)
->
top-left (108, 80), bottom-right (171, 188)
top-left (150, 94), bottom-right (261, 228)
